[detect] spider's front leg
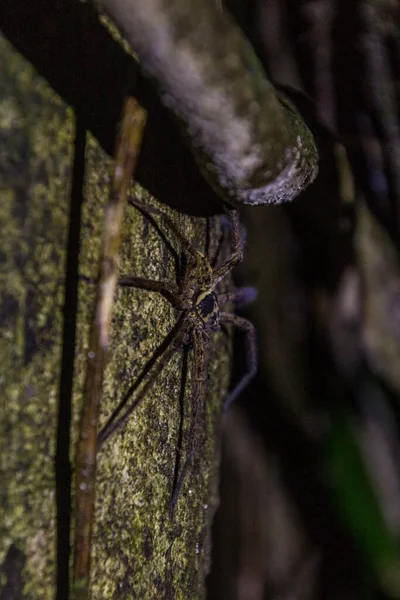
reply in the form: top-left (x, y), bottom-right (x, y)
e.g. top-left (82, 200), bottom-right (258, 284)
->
top-left (118, 276), bottom-right (179, 306)
top-left (212, 210), bottom-right (244, 285)
top-left (219, 311), bottom-right (257, 412)
top-left (217, 286), bottom-right (257, 309)
top-left (128, 197), bottom-right (197, 257)
top-left (80, 276), bottom-right (180, 306)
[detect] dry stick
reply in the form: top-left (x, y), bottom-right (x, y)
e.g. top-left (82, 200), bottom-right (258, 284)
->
top-left (72, 98), bottom-right (147, 599)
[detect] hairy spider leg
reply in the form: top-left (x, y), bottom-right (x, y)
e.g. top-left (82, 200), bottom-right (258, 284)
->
top-left (128, 198), bottom-right (189, 283)
top-left (73, 98), bottom-right (147, 596)
top-left (217, 286), bottom-right (257, 308)
top-left (97, 199), bottom-right (257, 516)
top-left (97, 311), bottom-right (190, 449)
top-left (212, 210), bottom-right (244, 286)
top-left (118, 276), bottom-right (179, 305)
top-left (169, 326), bottom-right (207, 517)
top-left (128, 197), bottom-right (198, 256)
top-left (169, 288), bottom-right (257, 514)
top-left (129, 199), bottom-right (179, 262)
top-left (129, 197), bottom-right (210, 292)
top-left (218, 312), bottom-right (257, 412)
top-left (97, 194), bottom-right (208, 449)
top-left (97, 195), bottom-right (204, 451)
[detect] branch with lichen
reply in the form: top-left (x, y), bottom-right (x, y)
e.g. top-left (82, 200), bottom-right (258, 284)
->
top-left (98, 0), bottom-right (319, 206)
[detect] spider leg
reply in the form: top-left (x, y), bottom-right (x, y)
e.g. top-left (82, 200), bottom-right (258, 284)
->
top-left (212, 210), bottom-right (244, 285)
top-left (219, 312), bottom-right (257, 412)
top-left (80, 275), bottom-right (180, 306)
top-left (129, 198), bottom-right (180, 264)
top-left (217, 286), bottom-right (257, 308)
top-left (129, 197), bottom-right (202, 294)
top-left (169, 327), bottom-right (206, 518)
top-left (129, 197), bottom-right (199, 258)
top-left (97, 313), bottom-right (190, 449)
top-left (118, 276), bottom-right (180, 306)
top-left (206, 213), bottom-right (230, 268)
top-left (79, 274), bottom-right (97, 284)
top-left (170, 342), bottom-right (190, 507)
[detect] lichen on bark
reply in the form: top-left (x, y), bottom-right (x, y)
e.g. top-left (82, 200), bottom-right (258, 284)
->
top-left (0, 33), bottom-right (73, 598)
top-left (1, 32), bottom-right (231, 599)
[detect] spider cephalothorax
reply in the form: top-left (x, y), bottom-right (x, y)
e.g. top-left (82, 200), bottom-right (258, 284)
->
top-left (195, 289), bottom-right (219, 331)
top-left (96, 198), bottom-right (257, 512)
top-left (180, 251), bottom-right (221, 331)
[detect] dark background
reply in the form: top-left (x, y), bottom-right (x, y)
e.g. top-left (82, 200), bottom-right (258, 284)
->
top-left (209, 2), bottom-right (400, 599)
top-left (2, 1), bottom-right (400, 598)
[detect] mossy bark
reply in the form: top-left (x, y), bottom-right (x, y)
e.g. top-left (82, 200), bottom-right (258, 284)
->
top-left (0, 32), bottom-right (230, 599)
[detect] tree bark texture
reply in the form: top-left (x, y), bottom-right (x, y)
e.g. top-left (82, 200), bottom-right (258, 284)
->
top-left (0, 28), bottom-right (231, 599)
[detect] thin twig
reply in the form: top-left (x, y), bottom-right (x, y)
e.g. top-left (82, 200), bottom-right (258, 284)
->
top-left (72, 98), bottom-right (147, 599)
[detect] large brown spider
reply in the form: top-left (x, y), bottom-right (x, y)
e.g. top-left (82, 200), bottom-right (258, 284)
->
top-left (97, 197), bottom-right (257, 513)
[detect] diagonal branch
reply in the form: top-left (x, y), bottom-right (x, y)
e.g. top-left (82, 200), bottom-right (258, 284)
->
top-left (98, 0), bottom-right (319, 206)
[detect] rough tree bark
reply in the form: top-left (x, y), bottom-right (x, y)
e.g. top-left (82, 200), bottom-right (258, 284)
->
top-left (0, 32), bottom-right (230, 600)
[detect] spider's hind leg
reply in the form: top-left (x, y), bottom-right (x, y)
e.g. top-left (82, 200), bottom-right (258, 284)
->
top-left (128, 197), bottom-right (204, 290)
top-left (219, 312), bottom-right (258, 412)
top-left (169, 327), bottom-right (206, 518)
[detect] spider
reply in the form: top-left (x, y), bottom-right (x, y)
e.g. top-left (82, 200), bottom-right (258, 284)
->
top-left (96, 197), bottom-right (257, 513)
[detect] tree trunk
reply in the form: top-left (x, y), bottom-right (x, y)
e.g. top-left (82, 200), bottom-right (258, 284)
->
top-left (0, 23), bottom-right (230, 599)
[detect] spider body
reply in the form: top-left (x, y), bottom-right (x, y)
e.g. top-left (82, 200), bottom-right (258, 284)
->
top-left (176, 250), bottom-right (220, 332)
top-left (97, 198), bottom-right (257, 512)
top-left (195, 290), bottom-right (219, 331)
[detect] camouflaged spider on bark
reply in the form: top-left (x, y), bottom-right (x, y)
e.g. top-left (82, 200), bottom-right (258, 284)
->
top-left (97, 197), bottom-right (258, 513)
